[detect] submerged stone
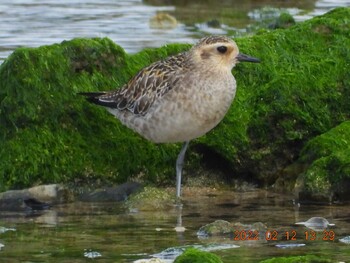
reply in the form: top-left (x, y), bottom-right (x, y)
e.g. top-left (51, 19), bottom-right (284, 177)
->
top-left (197, 220), bottom-right (233, 237)
top-left (197, 219), bottom-right (267, 237)
top-left (124, 186), bottom-right (175, 211)
top-left (275, 243), bottom-right (305, 249)
top-left (153, 243), bottom-right (238, 261)
top-left (0, 227), bottom-right (16, 234)
top-left (83, 251), bottom-right (102, 259)
top-left (79, 182), bottom-right (142, 202)
top-left (339, 236), bottom-right (350, 244)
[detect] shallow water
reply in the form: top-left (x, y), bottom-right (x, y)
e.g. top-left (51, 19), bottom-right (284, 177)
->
top-left (1, 0), bottom-right (350, 63)
top-left (1, 188), bottom-right (349, 262)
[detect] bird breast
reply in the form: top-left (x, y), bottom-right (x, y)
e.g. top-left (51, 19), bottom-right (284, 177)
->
top-left (132, 70), bottom-right (237, 143)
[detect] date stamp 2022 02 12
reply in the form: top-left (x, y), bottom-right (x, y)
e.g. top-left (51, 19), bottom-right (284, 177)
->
top-left (232, 229), bottom-right (336, 241)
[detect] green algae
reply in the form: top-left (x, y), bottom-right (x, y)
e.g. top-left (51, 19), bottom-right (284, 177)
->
top-left (0, 8), bottom-right (349, 192)
top-left (174, 248), bottom-right (223, 263)
top-left (298, 121), bottom-right (350, 200)
top-left (260, 255), bottom-right (332, 263)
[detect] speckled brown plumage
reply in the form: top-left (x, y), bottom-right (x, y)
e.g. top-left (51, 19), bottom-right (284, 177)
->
top-left (97, 52), bottom-right (190, 116)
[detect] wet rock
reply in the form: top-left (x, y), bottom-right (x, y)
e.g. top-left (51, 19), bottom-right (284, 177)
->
top-left (275, 243), bottom-right (305, 249)
top-left (174, 248), bottom-right (223, 263)
top-left (149, 13), bottom-right (177, 29)
top-left (0, 197), bottom-right (24, 212)
top-left (124, 186), bottom-right (175, 211)
top-left (295, 217), bottom-right (335, 231)
top-left (83, 251), bottom-right (102, 259)
top-left (174, 226), bottom-right (186, 233)
top-left (197, 219), bottom-right (267, 237)
top-left (0, 227), bottom-right (16, 234)
top-left (197, 220), bottom-right (233, 237)
top-left (153, 243), bottom-right (238, 261)
top-left (232, 222), bottom-right (267, 232)
top-left (0, 184), bottom-right (73, 211)
top-left (207, 19), bottom-right (221, 28)
top-left (339, 236), bottom-right (350, 244)
top-left (79, 182), bottom-right (142, 202)
top-left (24, 198), bottom-right (51, 210)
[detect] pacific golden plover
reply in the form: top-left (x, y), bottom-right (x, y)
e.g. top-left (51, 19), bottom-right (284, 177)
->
top-left (80, 35), bottom-right (260, 198)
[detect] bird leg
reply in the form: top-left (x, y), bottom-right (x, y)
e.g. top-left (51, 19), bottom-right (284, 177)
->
top-left (176, 141), bottom-right (190, 198)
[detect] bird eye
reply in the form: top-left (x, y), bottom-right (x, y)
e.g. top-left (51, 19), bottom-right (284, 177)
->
top-left (217, 46), bottom-right (227, 54)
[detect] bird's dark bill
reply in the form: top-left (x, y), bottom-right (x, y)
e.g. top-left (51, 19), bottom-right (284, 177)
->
top-left (237, 53), bottom-right (260, 63)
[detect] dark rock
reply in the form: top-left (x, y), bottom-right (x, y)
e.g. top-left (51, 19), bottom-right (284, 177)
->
top-left (0, 184), bottom-right (73, 211)
top-left (24, 198), bottom-right (52, 210)
top-left (79, 182), bottom-right (142, 202)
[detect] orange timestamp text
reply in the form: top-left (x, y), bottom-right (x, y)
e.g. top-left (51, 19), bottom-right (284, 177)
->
top-left (232, 230), bottom-right (335, 241)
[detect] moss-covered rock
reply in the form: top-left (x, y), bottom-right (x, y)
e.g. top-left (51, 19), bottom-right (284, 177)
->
top-left (296, 121), bottom-right (350, 202)
top-left (269, 12), bottom-right (296, 29)
top-left (0, 38), bottom-right (189, 191)
top-left (124, 186), bottom-right (175, 211)
top-left (197, 219), bottom-right (267, 237)
top-left (199, 7), bottom-right (350, 186)
top-left (0, 8), bottom-right (349, 193)
top-left (174, 248), bottom-right (223, 263)
top-left (260, 255), bottom-right (332, 263)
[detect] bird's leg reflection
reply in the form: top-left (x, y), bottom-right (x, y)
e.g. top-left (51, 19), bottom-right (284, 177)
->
top-left (174, 202), bottom-right (186, 240)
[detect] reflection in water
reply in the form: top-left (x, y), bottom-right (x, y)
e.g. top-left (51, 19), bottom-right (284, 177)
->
top-left (28, 210), bottom-right (59, 226)
top-left (0, 189), bottom-right (349, 262)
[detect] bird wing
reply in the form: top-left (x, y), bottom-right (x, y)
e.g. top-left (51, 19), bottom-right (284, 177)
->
top-left (94, 52), bottom-right (188, 116)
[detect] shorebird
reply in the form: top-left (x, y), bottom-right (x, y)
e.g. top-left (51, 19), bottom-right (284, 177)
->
top-left (79, 35), bottom-right (259, 198)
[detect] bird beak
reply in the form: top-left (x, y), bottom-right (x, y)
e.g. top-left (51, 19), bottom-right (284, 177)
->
top-left (236, 53), bottom-right (260, 63)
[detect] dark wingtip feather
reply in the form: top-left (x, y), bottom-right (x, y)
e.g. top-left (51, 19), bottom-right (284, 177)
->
top-left (78, 91), bottom-right (105, 103)
top-left (78, 92), bottom-right (106, 98)
top-left (78, 92), bottom-right (118, 108)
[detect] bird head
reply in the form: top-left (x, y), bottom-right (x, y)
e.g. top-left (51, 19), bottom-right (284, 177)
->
top-left (191, 35), bottom-right (260, 71)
